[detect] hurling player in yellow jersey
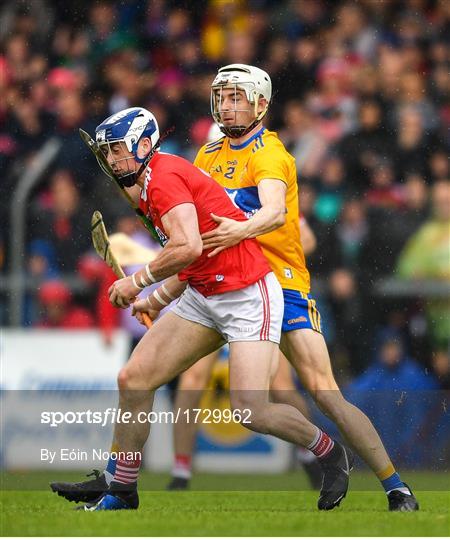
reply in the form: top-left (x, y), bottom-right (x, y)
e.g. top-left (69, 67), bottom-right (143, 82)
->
top-left (173, 64), bottom-right (418, 511)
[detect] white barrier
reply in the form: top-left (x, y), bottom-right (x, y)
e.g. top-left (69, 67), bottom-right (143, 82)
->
top-left (0, 329), bottom-right (290, 472)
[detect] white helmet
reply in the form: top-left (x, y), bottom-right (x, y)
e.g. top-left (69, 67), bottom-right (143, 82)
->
top-left (211, 63), bottom-right (272, 138)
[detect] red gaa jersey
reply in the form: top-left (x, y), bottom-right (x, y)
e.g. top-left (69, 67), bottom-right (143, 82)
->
top-left (139, 151), bottom-right (270, 296)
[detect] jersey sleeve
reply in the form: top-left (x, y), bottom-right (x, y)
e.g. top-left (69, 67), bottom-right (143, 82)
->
top-left (193, 145), bottom-right (207, 170)
top-left (249, 139), bottom-right (292, 186)
top-left (150, 172), bottom-right (195, 218)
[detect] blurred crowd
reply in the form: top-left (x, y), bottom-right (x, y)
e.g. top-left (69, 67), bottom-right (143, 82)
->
top-left (0, 0), bottom-right (449, 389)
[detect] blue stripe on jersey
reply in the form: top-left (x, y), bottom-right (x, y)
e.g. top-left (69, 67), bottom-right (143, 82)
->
top-left (206, 139), bottom-right (224, 149)
top-left (252, 135), bottom-right (265, 153)
top-left (205, 146), bottom-right (223, 153)
top-left (225, 186), bottom-right (261, 216)
top-left (229, 127), bottom-right (265, 150)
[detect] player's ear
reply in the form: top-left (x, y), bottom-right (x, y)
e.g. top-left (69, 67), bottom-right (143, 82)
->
top-left (136, 137), bottom-right (152, 159)
top-left (257, 97), bottom-right (268, 114)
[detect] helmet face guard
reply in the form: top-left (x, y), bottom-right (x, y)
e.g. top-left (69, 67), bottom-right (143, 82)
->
top-left (210, 64), bottom-right (271, 139)
top-left (97, 138), bottom-right (140, 188)
top-left (211, 83), bottom-right (265, 138)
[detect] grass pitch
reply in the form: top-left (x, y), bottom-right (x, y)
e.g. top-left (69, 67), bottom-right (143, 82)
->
top-left (1, 472), bottom-right (448, 536)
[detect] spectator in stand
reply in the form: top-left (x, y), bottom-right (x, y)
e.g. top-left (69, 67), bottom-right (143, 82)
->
top-left (8, 69), bottom-right (54, 159)
top-left (345, 328), bottom-right (440, 461)
top-left (30, 169), bottom-right (93, 272)
top-left (392, 105), bottom-right (434, 180)
top-left (350, 328), bottom-right (439, 392)
top-left (428, 148), bottom-right (449, 184)
top-left (86, 1), bottom-right (138, 70)
top-left (338, 99), bottom-right (393, 197)
top-left (104, 53), bottom-right (153, 115)
top-left (334, 2), bottom-right (379, 61)
top-left (362, 166), bottom-right (431, 282)
top-left (431, 349), bottom-right (450, 390)
top-left (77, 254), bottom-right (119, 346)
top-left (401, 174), bottom-right (430, 229)
top-left (52, 89), bottom-right (99, 181)
top-left (27, 239), bottom-right (59, 281)
top-left (23, 239), bottom-right (60, 326)
top-left (366, 160), bottom-right (403, 210)
top-left (279, 100), bottom-right (328, 181)
top-left (306, 54), bottom-right (358, 143)
top-left (279, 0), bottom-right (328, 40)
top-left (313, 155), bottom-right (347, 224)
top-left (396, 70), bottom-right (439, 132)
top-left (289, 36), bottom-right (320, 98)
top-left (328, 268), bottom-right (368, 375)
top-left (36, 279), bottom-right (94, 329)
top-left (334, 198), bottom-right (368, 271)
top-left (396, 180), bottom-right (450, 350)
top-left (200, 0), bottom-right (249, 62)
top-left (397, 180), bottom-right (450, 282)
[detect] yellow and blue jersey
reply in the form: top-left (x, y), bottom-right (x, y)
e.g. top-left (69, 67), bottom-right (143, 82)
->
top-left (195, 127), bottom-right (311, 294)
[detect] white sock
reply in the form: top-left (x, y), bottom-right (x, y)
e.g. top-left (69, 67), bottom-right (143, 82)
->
top-left (387, 486), bottom-right (411, 496)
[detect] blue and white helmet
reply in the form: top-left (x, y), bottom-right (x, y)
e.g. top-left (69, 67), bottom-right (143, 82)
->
top-left (95, 107), bottom-right (160, 186)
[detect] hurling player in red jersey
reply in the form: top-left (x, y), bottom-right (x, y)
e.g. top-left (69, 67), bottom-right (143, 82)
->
top-left (53, 107), bottom-right (346, 512)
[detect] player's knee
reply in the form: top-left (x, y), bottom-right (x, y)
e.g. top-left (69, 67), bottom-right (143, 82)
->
top-left (117, 364), bottom-right (155, 392)
top-left (117, 366), bottom-right (132, 391)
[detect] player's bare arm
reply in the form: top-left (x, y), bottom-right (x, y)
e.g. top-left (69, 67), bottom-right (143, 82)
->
top-left (108, 203), bottom-right (201, 308)
top-left (132, 274), bottom-right (187, 324)
top-left (202, 178), bottom-right (287, 257)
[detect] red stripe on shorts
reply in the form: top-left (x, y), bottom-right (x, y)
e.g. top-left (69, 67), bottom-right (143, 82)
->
top-left (257, 280), bottom-right (268, 340)
top-left (261, 276), bottom-right (271, 341)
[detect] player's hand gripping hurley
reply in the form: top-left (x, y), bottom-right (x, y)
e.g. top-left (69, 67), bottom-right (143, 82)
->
top-left (91, 210), bottom-right (152, 329)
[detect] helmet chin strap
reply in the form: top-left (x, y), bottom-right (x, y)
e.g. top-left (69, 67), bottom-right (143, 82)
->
top-left (219, 117), bottom-right (260, 139)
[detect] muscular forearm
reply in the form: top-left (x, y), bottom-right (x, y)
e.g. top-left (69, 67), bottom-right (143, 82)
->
top-left (243, 204), bottom-right (286, 239)
top-left (134, 239), bottom-right (200, 286)
top-left (146, 275), bottom-right (187, 311)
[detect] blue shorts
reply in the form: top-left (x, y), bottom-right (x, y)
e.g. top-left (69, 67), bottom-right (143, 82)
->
top-left (282, 289), bottom-right (323, 334)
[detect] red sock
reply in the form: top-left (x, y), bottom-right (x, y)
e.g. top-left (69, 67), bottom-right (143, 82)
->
top-left (172, 454), bottom-right (192, 479)
top-left (307, 429), bottom-right (335, 459)
top-left (113, 453), bottom-right (142, 484)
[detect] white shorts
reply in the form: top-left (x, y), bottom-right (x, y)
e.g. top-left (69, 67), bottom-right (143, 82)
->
top-left (172, 272), bottom-right (283, 344)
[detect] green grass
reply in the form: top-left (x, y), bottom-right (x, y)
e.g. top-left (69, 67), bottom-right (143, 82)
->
top-left (0, 472), bottom-right (448, 536)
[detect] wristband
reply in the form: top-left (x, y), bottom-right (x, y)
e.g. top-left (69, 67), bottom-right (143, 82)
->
top-left (145, 264), bottom-right (156, 284)
top-left (153, 289), bottom-right (169, 307)
top-left (132, 273), bottom-right (145, 290)
top-left (161, 283), bottom-right (176, 300)
top-left (139, 273), bottom-right (150, 288)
